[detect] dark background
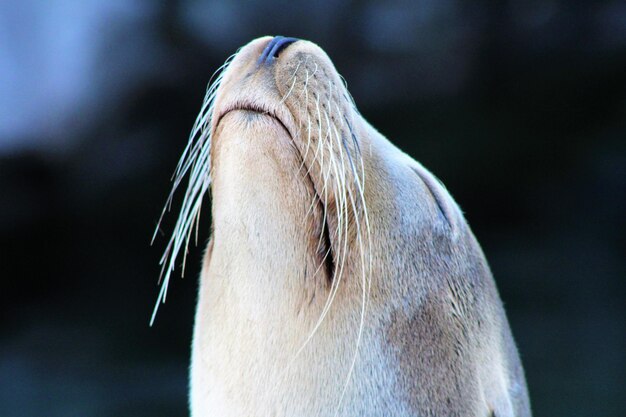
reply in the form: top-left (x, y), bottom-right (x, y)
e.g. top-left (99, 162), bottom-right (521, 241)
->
top-left (1, 1), bottom-right (625, 416)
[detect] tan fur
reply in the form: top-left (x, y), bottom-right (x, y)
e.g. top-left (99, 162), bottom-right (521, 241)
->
top-left (185, 37), bottom-right (531, 417)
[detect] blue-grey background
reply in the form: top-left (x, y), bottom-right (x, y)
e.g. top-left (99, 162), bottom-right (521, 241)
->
top-left (1, 1), bottom-right (625, 416)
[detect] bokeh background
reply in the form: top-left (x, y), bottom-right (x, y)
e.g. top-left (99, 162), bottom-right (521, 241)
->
top-left (1, 1), bottom-right (625, 416)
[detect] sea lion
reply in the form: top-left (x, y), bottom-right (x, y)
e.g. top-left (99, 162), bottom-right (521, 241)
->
top-left (153, 36), bottom-right (531, 417)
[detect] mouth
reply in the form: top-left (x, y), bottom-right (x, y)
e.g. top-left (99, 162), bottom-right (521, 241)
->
top-left (214, 102), bottom-right (293, 139)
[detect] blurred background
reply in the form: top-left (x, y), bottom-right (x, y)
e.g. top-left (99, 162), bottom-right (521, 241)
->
top-left (1, 1), bottom-right (624, 416)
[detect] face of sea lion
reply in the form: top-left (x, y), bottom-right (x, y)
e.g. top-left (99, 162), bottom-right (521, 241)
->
top-left (155, 36), bottom-right (531, 417)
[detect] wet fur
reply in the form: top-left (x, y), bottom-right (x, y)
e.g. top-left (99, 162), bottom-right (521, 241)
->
top-left (155, 37), bottom-right (531, 417)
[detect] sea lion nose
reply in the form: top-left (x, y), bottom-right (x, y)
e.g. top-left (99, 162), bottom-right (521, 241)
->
top-left (258, 36), bottom-right (298, 64)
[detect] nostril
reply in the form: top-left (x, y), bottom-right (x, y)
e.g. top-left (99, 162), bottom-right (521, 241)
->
top-left (258, 36), bottom-right (298, 64)
top-left (268, 37), bottom-right (298, 59)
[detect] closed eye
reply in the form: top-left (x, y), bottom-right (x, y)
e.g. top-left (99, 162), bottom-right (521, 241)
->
top-left (410, 165), bottom-right (457, 231)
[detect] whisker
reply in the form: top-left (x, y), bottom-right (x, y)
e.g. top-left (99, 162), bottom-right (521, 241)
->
top-left (150, 53), bottom-right (233, 325)
top-left (279, 60), bottom-right (302, 104)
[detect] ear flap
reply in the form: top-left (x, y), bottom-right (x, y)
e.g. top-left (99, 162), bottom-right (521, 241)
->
top-left (410, 164), bottom-right (463, 236)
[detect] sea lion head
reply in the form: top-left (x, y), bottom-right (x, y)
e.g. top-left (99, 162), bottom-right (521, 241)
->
top-left (154, 36), bottom-right (529, 417)
top-left (154, 33), bottom-right (464, 348)
top-left (210, 35), bottom-right (462, 289)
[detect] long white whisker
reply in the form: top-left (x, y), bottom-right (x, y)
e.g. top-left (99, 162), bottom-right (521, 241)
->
top-left (150, 52), bottom-right (234, 325)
